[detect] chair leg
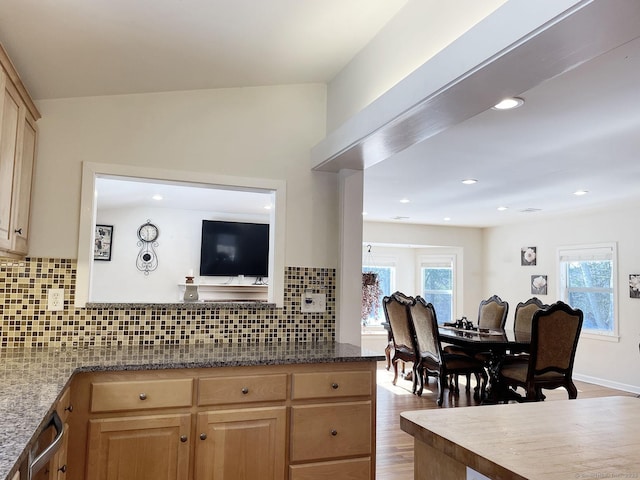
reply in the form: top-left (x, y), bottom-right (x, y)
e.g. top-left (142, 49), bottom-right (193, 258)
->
top-left (566, 381), bottom-right (578, 399)
top-left (415, 365), bottom-right (424, 396)
top-left (437, 375), bottom-right (446, 406)
top-left (465, 373), bottom-right (472, 392)
top-left (384, 343), bottom-right (391, 370)
top-left (392, 360), bottom-right (399, 385)
top-left (412, 364), bottom-right (419, 394)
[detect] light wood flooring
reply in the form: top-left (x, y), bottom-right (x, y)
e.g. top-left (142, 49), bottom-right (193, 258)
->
top-left (374, 361), bottom-right (636, 480)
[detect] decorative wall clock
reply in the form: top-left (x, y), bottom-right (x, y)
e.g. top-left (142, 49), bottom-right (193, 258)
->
top-left (136, 220), bottom-right (159, 275)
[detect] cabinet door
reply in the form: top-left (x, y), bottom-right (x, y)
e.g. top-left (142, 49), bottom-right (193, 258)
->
top-left (0, 74), bottom-right (20, 251)
top-left (195, 407), bottom-right (286, 480)
top-left (11, 111), bottom-right (36, 254)
top-left (86, 414), bottom-right (191, 480)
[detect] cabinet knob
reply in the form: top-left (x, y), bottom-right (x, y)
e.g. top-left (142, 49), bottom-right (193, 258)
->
top-left (14, 228), bottom-right (23, 235)
top-left (58, 465), bottom-right (67, 473)
top-left (331, 383), bottom-right (339, 389)
top-left (330, 429), bottom-right (338, 436)
top-left (64, 404), bottom-right (73, 412)
top-left (180, 435), bottom-right (188, 443)
top-left (200, 433), bottom-right (207, 440)
top-left (139, 393), bottom-right (147, 400)
top-left (241, 387), bottom-right (249, 394)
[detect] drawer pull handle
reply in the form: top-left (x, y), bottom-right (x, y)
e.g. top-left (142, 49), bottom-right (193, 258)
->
top-left (331, 383), bottom-right (339, 389)
top-left (64, 405), bottom-right (73, 412)
top-left (200, 433), bottom-right (207, 440)
top-left (14, 228), bottom-right (23, 235)
top-left (180, 435), bottom-right (188, 443)
top-left (58, 465), bottom-right (67, 473)
top-left (330, 429), bottom-right (338, 436)
top-left (241, 387), bottom-right (249, 394)
top-left (139, 393), bottom-right (147, 400)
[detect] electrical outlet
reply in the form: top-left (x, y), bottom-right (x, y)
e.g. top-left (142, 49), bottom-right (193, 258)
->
top-left (300, 293), bottom-right (326, 313)
top-left (48, 288), bottom-right (64, 311)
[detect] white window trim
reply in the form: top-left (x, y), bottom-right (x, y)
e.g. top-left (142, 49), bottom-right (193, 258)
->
top-left (362, 256), bottom-right (397, 331)
top-left (556, 242), bottom-right (619, 341)
top-left (418, 250), bottom-right (461, 321)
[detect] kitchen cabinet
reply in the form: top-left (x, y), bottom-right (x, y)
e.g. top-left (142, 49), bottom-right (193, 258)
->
top-left (67, 361), bottom-right (376, 480)
top-left (0, 44), bottom-right (39, 258)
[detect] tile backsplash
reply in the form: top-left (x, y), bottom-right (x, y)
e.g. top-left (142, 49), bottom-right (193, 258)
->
top-left (0, 258), bottom-right (335, 347)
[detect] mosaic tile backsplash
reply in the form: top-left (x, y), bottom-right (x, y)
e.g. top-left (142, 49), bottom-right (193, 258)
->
top-left (0, 258), bottom-right (335, 347)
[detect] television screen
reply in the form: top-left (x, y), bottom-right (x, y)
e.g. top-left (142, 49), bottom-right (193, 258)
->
top-left (200, 220), bottom-right (269, 277)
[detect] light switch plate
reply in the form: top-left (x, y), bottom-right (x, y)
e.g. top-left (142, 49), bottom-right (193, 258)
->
top-left (300, 293), bottom-right (326, 313)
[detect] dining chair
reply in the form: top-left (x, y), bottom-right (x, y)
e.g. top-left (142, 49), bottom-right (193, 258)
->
top-left (382, 291), bottom-right (417, 391)
top-left (510, 297), bottom-right (549, 355)
top-left (409, 296), bottom-right (487, 405)
top-left (496, 301), bottom-right (583, 402)
top-left (444, 294), bottom-right (509, 387)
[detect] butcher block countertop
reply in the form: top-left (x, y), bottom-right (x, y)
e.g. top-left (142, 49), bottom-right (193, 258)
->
top-left (401, 396), bottom-right (640, 480)
top-left (0, 341), bottom-right (381, 480)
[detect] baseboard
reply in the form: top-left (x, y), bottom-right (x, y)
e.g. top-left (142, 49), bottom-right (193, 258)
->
top-left (573, 372), bottom-right (640, 395)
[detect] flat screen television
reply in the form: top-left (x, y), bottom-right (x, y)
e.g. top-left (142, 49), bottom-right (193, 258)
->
top-left (200, 220), bottom-right (269, 277)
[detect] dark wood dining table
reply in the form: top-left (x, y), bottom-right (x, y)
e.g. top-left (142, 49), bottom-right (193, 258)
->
top-left (438, 325), bottom-right (532, 403)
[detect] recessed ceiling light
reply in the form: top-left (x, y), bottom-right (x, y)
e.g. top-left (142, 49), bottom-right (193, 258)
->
top-left (492, 97), bottom-right (525, 110)
top-left (443, 217), bottom-right (451, 221)
top-left (497, 206), bottom-right (508, 211)
top-left (573, 190), bottom-right (589, 196)
top-left (152, 194), bottom-right (163, 201)
top-left (264, 204), bottom-right (272, 210)
top-left (362, 211), bottom-right (368, 216)
top-left (400, 198), bottom-right (410, 203)
top-left (461, 179), bottom-right (478, 185)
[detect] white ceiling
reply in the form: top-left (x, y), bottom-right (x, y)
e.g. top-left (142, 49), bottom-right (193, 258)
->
top-left (1, 1), bottom-right (639, 228)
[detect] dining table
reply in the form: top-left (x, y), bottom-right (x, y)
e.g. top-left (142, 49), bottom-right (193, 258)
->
top-left (438, 325), bottom-right (532, 403)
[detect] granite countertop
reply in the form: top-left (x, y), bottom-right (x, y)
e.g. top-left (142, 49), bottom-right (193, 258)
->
top-left (0, 341), bottom-right (381, 480)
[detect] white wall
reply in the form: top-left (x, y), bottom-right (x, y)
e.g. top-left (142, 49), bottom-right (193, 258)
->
top-left (484, 205), bottom-right (640, 393)
top-left (30, 84), bottom-right (338, 269)
top-left (363, 221), bottom-right (484, 316)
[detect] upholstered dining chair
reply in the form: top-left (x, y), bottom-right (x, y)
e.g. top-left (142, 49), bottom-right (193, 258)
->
top-left (496, 301), bottom-right (583, 402)
top-left (409, 296), bottom-right (487, 405)
top-left (478, 294), bottom-right (509, 329)
top-left (509, 297), bottom-right (549, 355)
top-left (382, 291), bottom-right (417, 391)
top-left (444, 295), bottom-right (509, 388)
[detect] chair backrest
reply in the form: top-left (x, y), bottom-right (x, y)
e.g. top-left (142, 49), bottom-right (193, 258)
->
top-left (513, 297), bottom-right (548, 333)
top-left (529, 301), bottom-right (583, 377)
top-left (408, 296), bottom-right (442, 364)
top-left (382, 292), bottom-right (415, 353)
top-left (477, 295), bottom-right (509, 329)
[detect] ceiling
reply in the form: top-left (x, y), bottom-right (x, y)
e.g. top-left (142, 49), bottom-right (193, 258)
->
top-left (1, 1), bottom-right (639, 228)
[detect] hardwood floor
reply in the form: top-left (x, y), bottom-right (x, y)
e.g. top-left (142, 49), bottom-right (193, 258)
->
top-left (374, 361), bottom-right (635, 480)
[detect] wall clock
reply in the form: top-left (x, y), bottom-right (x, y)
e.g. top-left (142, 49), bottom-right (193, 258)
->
top-left (136, 220), bottom-right (159, 275)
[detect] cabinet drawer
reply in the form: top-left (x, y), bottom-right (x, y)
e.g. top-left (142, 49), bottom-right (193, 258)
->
top-left (198, 374), bottom-right (287, 406)
top-left (291, 371), bottom-right (372, 400)
top-left (289, 458), bottom-right (371, 480)
top-left (90, 378), bottom-right (193, 413)
top-left (290, 401), bottom-right (372, 462)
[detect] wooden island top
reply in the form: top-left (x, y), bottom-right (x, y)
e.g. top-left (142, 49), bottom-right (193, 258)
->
top-left (400, 396), bottom-right (640, 480)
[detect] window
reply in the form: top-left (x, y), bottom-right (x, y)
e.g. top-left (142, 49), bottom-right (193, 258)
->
top-left (558, 243), bottom-right (618, 338)
top-left (362, 265), bottom-right (395, 326)
top-left (421, 256), bottom-right (455, 323)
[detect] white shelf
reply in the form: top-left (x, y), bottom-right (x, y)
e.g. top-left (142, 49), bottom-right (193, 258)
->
top-left (178, 283), bottom-right (268, 301)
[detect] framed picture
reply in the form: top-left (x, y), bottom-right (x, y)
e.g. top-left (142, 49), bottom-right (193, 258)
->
top-left (531, 275), bottom-right (548, 295)
top-left (629, 274), bottom-right (640, 298)
top-left (94, 224), bottom-right (113, 261)
top-left (521, 246), bottom-right (537, 266)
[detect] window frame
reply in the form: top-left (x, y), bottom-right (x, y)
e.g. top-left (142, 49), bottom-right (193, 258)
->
top-left (418, 252), bottom-right (459, 324)
top-left (362, 256), bottom-right (397, 328)
top-left (557, 242), bottom-right (619, 341)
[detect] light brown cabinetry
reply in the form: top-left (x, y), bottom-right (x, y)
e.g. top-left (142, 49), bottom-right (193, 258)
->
top-left (67, 361), bottom-right (376, 480)
top-left (0, 44), bottom-right (39, 258)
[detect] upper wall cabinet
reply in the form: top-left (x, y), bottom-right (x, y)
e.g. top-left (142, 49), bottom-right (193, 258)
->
top-left (0, 44), bottom-right (40, 258)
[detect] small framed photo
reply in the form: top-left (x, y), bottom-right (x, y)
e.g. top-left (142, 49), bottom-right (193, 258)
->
top-left (629, 275), bottom-right (640, 298)
top-left (521, 246), bottom-right (537, 266)
top-left (531, 275), bottom-right (548, 295)
top-left (94, 224), bottom-right (113, 261)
